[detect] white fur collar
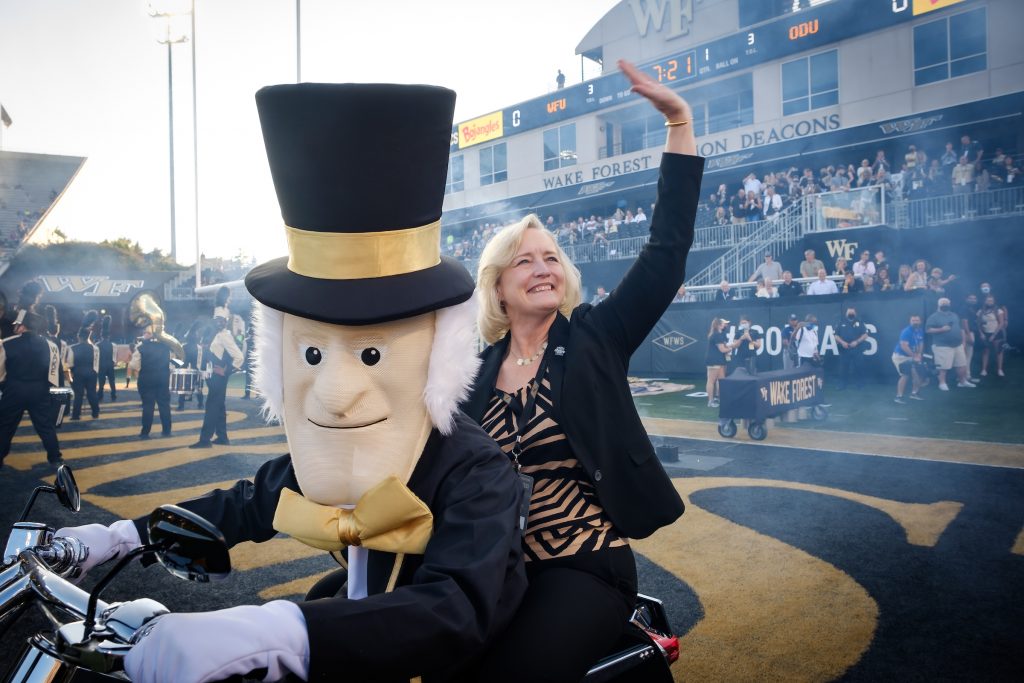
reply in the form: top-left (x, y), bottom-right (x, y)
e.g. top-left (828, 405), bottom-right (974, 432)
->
top-left (250, 298), bottom-right (480, 435)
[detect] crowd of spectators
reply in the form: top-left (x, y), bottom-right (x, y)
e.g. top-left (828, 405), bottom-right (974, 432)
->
top-left (1, 179), bottom-right (51, 253)
top-left (441, 207), bottom-right (654, 263)
top-left (438, 131), bottom-right (1016, 264)
top-left (695, 133), bottom-right (1019, 229)
top-left (1, 218), bottom-right (32, 250)
top-left (691, 245), bottom-right (972, 302)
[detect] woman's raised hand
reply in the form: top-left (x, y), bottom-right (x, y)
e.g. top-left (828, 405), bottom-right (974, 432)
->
top-left (618, 59), bottom-right (692, 124)
top-left (619, 59), bottom-right (696, 155)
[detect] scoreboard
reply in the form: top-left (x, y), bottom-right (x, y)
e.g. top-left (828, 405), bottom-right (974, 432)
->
top-left (452, 0), bottom-right (972, 149)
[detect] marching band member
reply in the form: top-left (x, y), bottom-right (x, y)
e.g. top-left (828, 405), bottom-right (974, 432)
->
top-left (67, 311), bottom-right (100, 420)
top-left (176, 320), bottom-right (205, 411)
top-left (0, 311), bottom-right (64, 468)
top-left (96, 315), bottom-right (118, 402)
top-left (131, 330), bottom-right (174, 439)
top-left (190, 309), bottom-right (242, 448)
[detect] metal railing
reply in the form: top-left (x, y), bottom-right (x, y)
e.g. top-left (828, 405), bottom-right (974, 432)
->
top-left (691, 220), bottom-right (763, 250)
top-left (894, 185), bottom-right (1024, 228)
top-left (164, 271), bottom-right (199, 301)
top-left (679, 274), bottom-right (846, 303)
top-left (683, 197), bottom-right (810, 288)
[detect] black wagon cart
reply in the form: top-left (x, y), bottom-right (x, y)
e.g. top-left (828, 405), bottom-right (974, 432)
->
top-left (717, 366), bottom-right (827, 440)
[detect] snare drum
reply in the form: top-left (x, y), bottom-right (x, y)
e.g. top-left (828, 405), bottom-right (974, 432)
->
top-left (169, 368), bottom-right (200, 396)
top-left (49, 388), bottom-right (74, 428)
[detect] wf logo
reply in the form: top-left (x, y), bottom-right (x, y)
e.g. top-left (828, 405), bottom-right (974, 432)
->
top-left (825, 239), bottom-right (859, 260)
top-left (628, 0), bottom-right (693, 39)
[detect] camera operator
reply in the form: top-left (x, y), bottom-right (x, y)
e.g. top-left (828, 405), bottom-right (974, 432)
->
top-left (836, 306), bottom-right (869, 390)
top-left (893, 313), bottom-right (925, 404)
top-left (730, 314), bottom-right (762, 374)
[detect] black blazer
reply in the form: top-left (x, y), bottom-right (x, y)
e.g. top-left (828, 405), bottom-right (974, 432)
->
top-left (463, 153), bottom-right (704, 540)
top-left (134, 412), bottom-right (526, 683)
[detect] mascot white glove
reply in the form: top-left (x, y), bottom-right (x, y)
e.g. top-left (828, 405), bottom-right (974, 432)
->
top-left (54, 520), bottom-right (142, 579)
top-left (124, 600), bottom-right (310, 683)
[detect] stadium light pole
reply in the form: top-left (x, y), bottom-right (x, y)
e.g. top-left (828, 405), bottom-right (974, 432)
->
top-left (190, 0), bottom-right (200, 292)
top-left (148, 3), bottom-right (188, 264)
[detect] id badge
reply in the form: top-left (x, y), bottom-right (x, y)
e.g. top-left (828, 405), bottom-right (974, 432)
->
top-left (517, 472), bottom-right (534, 533)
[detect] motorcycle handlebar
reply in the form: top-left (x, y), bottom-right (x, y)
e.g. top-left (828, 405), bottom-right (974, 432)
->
top-left (34, 537), bottom-right (88, 579)
top-left (18, 549), bottom-right (102, 623)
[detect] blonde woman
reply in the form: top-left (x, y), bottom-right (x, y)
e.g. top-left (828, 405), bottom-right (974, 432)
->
top-left (461, 59), bottom-right (702, 681)
top-left (705, 317), bottom-right (738, 407)
top-left (904, 259), bottom-right (930, 291)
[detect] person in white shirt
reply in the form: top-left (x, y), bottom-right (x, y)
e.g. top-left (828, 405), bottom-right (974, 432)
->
top-left (794, 315), bottom-right (821, 366)
top-left (852, 251), bottom-right (876, 280)
top-left (756, 279), bottom-right (779, 298)
top-left (743, 172), bottom-right (762, 197)
top-left (672, 285), bottom-right (696, 303)
top-left (806, 268), bottom-right (839, 295)
top-left (763, 185), bottom-right (784, 218)
top-left (633, 207), bottom-right (647, 223)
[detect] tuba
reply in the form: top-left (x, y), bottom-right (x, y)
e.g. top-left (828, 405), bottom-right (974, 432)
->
top-left (129, 292), bottom-right (184, 360)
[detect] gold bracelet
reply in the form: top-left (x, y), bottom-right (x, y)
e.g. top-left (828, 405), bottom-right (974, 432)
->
top-left (664, 120), bottom-right (690, 127)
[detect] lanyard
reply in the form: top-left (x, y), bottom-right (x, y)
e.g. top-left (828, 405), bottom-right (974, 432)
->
top-left (508, 352), bottom-right (550, 473)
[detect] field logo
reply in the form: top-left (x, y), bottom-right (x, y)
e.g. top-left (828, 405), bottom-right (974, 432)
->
top-left (629, 0), bottom-right (693, 39)
top-left (654, 330), bottom-right (698, 352)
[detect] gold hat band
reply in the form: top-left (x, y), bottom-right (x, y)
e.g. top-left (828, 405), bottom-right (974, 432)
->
top-left (285, 220), bottom-right (441, 280)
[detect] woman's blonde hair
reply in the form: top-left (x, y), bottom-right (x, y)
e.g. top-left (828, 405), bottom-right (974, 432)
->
top-left (476, 214), bottom-right (582, 344)
top-left (707, 317), bottom-right (724, 338)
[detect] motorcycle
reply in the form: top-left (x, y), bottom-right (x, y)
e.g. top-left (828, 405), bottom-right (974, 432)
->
top-left (0, 465), bottom-right (230, 682)
top-left (0, 466), bottom-right (677, 682)
top-left (583, 593), bottom-right (678, 682)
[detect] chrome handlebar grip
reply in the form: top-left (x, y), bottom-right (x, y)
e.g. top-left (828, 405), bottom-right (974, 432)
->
top-left (34, 537), bottom-right (89, 579)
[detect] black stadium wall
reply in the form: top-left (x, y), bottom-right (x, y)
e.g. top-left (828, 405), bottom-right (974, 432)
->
top-left (784, 217), bottom-right (1022, 314)
top-left (630, 291), bottom-right (926, 377)
top-left (614, 216), bottom-right (1021, 377)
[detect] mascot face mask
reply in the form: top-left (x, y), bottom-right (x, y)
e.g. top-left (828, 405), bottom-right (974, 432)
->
top-left (281, 312), bottom-right (435, 505)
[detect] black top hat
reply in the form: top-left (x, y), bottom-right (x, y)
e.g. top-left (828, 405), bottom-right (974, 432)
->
top-left (244, 83), bottom-right (473, 325)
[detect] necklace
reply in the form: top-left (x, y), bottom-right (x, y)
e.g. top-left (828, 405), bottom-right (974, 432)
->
top-left (514, 341), bottom-right (548, 366)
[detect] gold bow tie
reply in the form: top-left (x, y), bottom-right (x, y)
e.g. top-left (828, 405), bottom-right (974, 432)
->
top-left (272, 476), bottom-right (433, 555)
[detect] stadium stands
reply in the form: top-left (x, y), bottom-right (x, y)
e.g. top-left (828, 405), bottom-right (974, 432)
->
top-left (442, 131), bottom-right (1020, 296)
top-left (0, 150), bottom-right (85, 256)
